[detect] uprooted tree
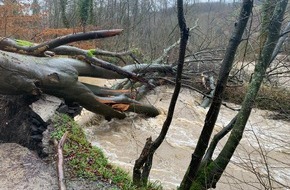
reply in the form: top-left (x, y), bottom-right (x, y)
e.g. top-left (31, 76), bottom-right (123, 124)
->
top-left (0, 26), bottom-right (216, 120)
top-left (0, 30), bottom-right (167, 154)
top-left (0, 28), bottom-right (211, 154)
top-left (0, 30), bottom-right (163, 119)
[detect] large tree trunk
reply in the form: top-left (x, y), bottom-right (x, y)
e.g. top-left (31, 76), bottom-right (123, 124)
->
top-left (0, 44), bottom-right (162, 119)
top-left (0, 50), bottom-right (128, 119)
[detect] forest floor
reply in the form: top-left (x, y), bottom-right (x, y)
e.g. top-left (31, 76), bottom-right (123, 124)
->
top-left (0, 143), bottom-right (118, 190)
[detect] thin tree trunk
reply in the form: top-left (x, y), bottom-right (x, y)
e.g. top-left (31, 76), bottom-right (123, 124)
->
top-left (133, 0), bottom-right (189, 186)
top-left (179, 0), bottom-right (253, 189)
top-left (210, 0), bottom-right (288, 185)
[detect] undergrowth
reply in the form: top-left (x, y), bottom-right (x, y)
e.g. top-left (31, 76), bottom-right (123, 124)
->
top-left (51, 113), bottom-right (162, 190)
top-left (224, 85), bottom-right (290, 120)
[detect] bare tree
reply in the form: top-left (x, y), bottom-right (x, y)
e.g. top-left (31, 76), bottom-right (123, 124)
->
top-left (133, 0), bottom-right (189, 186)
top-left (179, 0), bottom-right (288, 189)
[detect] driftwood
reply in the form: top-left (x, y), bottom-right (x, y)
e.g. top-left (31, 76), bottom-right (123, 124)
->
top-left (200, 74), bottom-right (216, 108)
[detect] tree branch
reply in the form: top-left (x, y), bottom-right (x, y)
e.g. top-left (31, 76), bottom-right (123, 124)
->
top-left (153, 23), bottom-right (198, 65)
top-left (0, 30), bottom-right (123, 56)
top-left (52, 46), bottom-right (153, 86)
top-left (270, 22), bottom-right (290, 63)
top-left (203, 115), bottom-right (237, 162)
top-left (54, 131), bottom-right (69, 190)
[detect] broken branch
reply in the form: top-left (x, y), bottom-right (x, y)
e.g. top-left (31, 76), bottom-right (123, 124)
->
top-left (54, 131), bottom-right (69, 190)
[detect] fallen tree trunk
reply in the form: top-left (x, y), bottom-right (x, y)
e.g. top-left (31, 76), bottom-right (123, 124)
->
top-left (0, 29), bottom-right (221, 121)
top-left (0, 50), bottom-right (127, 119)
top-left (0, 49), bottom-right (162, 119)
top-left (0, 30), bottom-right (160, 119)
top-left (0, 29), bottom-right (215, 156)
top-left (0, 30), bottom-right (163, 155)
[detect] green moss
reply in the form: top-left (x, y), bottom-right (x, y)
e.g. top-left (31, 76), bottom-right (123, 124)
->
top-left (51, 113), bottom-right (162, 190)
top-left (189, 160), bottom-right (216, 190)
top-left (87, 49), bottom-right (96, 57)
top-left (131, 48), bottom-right (143, 57)
top-left (15, 39), bottom-right (34, 47)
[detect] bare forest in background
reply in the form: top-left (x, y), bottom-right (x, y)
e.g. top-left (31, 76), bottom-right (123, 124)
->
top-left (0, 1), bottom-right (253, 60)
top-left (1, 0), bottom-right (289, 86)
top-left (1, 0), bottom-right (290, 190)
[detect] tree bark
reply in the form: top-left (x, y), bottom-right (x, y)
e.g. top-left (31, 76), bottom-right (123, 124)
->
top-left (0, 49), bottom-right (162, 119)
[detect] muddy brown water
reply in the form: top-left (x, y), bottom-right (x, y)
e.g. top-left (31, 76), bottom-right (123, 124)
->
top-left (77, 77), bottom-right (290, 190)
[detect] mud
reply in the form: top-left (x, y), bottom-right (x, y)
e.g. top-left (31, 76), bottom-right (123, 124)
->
top-left (0, 143), bottom-right (58, 190)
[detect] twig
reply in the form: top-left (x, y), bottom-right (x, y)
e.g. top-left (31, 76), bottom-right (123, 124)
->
top-left (251, 129), bottom-right (273, 189)
top-left (54, 131), bottom-right (69, 190)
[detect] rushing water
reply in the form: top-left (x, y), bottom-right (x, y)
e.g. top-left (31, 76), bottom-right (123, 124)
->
top-left (76, 78), bottom-right (290, 190)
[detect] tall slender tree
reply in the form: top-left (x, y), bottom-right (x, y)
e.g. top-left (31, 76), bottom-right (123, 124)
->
top-left (79, 0), bottom-right (93, 32)
top-left (31, 0), bottom-right (40, 15)
top-left (60, 0), bottom-right (69, 28)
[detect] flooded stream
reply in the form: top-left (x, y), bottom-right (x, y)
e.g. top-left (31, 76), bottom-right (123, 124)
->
top-left (76, 78), bottom-right (290, 189)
